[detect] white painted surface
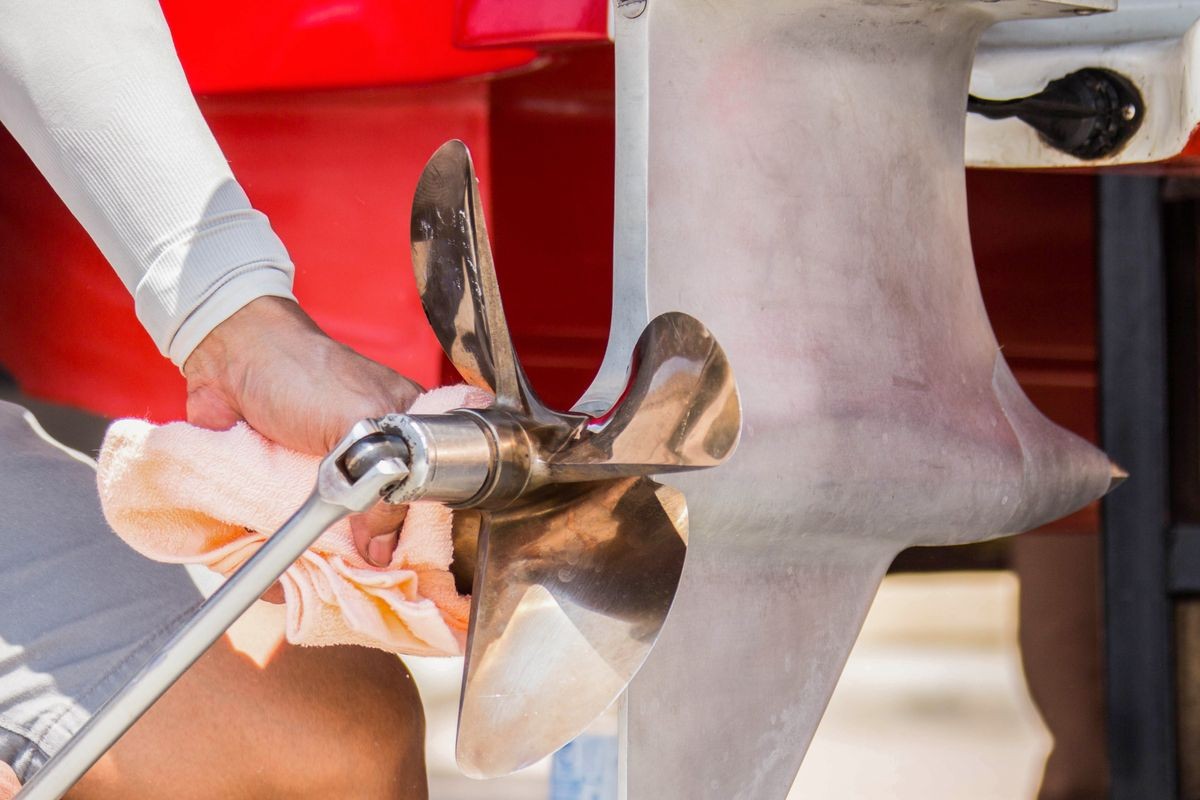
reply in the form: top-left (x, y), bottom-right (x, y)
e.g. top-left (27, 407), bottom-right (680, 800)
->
top-left (969, 0), bottom-right (1200, 166)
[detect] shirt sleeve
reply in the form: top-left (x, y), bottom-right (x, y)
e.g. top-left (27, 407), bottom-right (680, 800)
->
top-left (0, 0), bottom-right (296, 366)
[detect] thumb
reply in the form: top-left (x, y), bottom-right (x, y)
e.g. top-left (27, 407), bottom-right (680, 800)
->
top-left (350, 502), bottom-right (408, 567)
top-left (186, 384), bottom-right (243, 431)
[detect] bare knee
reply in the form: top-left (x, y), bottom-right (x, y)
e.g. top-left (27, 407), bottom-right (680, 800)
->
top-left (0, 761), bottom-right (19, 799)
top-left (327, 648), bottom-right (428, 799)
top-left (69, 639), bottom-right (427, 800)
top-left (263, 645), bottom-right (428, 800)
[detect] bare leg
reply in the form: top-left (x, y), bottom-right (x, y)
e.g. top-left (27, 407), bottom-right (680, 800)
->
top-left (0, 762), bottom-right (18, 799)
top-left (67, 632), bottom-right (427, 800)
top-left (1014, 531), bottom-right (1108, 800)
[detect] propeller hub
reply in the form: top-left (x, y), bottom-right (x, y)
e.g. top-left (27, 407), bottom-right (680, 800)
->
top-left (377, 410), bottom-right (537, 509)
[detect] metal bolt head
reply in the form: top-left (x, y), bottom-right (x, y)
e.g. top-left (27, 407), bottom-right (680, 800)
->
top-left (617, 0), bottom-right (646, 18)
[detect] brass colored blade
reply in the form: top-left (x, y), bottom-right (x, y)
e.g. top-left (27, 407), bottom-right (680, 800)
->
top-left (550, 312), bottom-right (742, 479)
top-left (456, 477), bottom-right (688, 778)
top-left (410, 140), bottom-right (551, 419)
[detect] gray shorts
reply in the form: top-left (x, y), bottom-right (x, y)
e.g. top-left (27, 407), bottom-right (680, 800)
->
top-left (0, 401), bottom-right (203, 781)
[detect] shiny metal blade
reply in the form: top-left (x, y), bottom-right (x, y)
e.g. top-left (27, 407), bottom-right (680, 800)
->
top-left (548, 312), bottom-right (741, 479)
top-left (410, 140), bottom-right (550, 419)
top-left (456, 477), bottom-right (688, 778)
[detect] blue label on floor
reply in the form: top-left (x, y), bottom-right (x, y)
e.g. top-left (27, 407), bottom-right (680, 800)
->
top-left (549, 734), bottom-right (618, 800)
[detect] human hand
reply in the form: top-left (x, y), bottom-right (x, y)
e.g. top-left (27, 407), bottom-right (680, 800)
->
top-left (184, 297), bottom-right (422, 567)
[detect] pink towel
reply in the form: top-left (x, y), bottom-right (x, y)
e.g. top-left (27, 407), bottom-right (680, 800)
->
top-left (97, 385), bottom-right (491, 658)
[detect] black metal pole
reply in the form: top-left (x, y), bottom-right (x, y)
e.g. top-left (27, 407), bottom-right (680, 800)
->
top-left (1097, 174), bottom-right (1177, 799)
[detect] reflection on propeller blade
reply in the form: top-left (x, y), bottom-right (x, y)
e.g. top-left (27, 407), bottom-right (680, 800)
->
top-left (456, 477), bottom-right (688, 778)
top-left (410, 140), bottom-right (510, 395)
top-left (410, 140), bottom-right (555, 421)
top-left (450, 510), bottom-right (482, 597)
top-left (548, 312), bottom-right (741, 480)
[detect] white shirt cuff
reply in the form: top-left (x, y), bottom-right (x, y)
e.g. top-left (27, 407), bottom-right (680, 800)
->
top-left (133, 209), bottom-right (297, 366)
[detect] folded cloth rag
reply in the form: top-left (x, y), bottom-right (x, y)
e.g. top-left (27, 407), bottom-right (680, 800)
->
top-left (97, 384), bottom-right (491, 657)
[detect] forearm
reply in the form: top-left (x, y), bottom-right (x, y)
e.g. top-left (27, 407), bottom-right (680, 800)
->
top-left (0, 0), bottom-right (295, 365)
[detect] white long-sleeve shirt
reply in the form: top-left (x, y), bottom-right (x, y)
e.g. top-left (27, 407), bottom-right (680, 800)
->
top-left (0, 0), bottom-right (296, 366)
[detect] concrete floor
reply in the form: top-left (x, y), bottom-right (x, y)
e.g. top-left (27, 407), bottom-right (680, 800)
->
top-left (411, 571), bottom-right (1050, 800)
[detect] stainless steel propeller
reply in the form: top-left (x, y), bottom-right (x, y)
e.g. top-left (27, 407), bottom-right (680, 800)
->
top-left (409, 140), bottom-right (741, 777)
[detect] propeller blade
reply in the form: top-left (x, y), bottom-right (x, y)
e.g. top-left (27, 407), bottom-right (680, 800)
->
top-left (456, 477), bottom-right (688, 778)
top-left (549, 312), bottom-right (741, 479)
top-left (410, 140), bottom-right (549, 418)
